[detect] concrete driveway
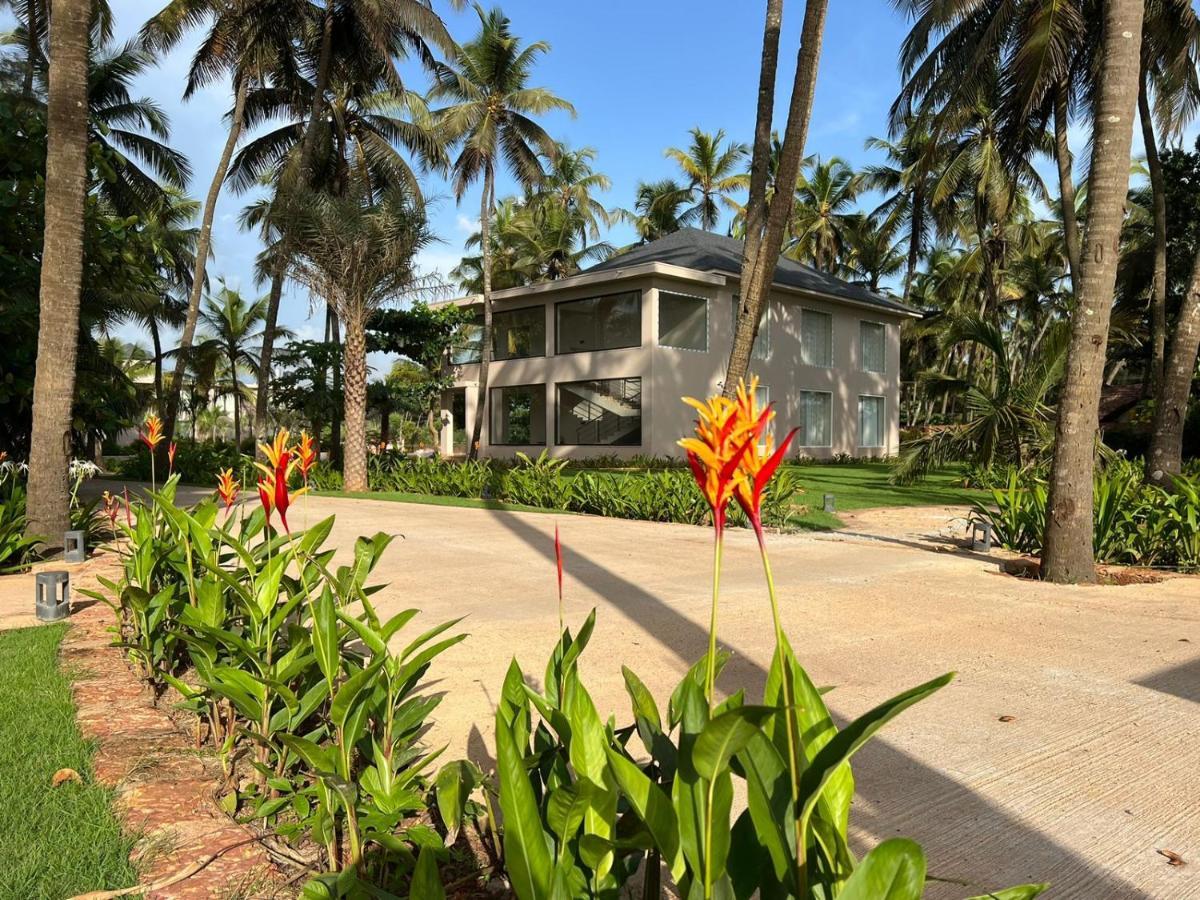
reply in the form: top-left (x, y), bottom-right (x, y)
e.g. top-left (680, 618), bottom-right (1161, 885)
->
top-left (77, 483), bottom-right (1200, 897)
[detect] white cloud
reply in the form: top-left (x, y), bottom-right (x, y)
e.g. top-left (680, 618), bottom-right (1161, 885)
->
top-left (455, 214), bottom-right (480, 234)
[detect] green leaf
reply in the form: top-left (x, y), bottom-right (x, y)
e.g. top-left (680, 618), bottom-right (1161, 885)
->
top-left (837, 838), bottom-right (926, 900)
top-left (495, 712), bottom-right (554, 900)
top-left (692, 706), bottom-right (774, 781)
top-left (604, 745), bottom-right (683, 881)
top-left (312, 588), bottom-right (340, 688)
top-left (330, 660), bottom-right (383, 733)
top-left (411, 845), bottom-right (445, 900)
top-left (963, 885), bottom-right (1051, 900)
top-left (435, 760), bottom-right (481, 847)
top-left (799, 672), bottom-right (954, 825)
top-left (545, 783), bottom-right (592, 857)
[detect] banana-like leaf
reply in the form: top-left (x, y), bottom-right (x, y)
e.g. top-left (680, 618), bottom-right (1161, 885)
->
top-left (604, 745), bottom-right (683, 881)
top-left (410, 844), bottom-right (445, 899)
top-left (963, 884), bottom-right (1050, 900)
top-left (692, 705), bottom-right (774, 781)
top-left (435, 759), bottom-right (482, 847)
top-left (495, 712), bottom-right (554, 900)
top-left (837, 838), bottom-right (926, 900)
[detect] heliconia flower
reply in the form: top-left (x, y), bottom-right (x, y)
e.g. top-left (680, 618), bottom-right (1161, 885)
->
top-left (168, 441), bottom-right (177, 474)
top-left (139, 414), bottom-right (165, 451)
top-left (216, 468), bottom-right (240, 511)
top-left (101, 490), bottom-right (120, 528)
top-left (256, 428), bottom-right (292, 480)
top-left (273, 450), bottom-right (292, 533)
top-left (257, 477), bottom-right (273, 526)
top-left (295, 431), bottom-right (318, 481)
top-left (678, 389), bottom-right (758, 534)
top-left (731, 380), bottom-right (798, 536)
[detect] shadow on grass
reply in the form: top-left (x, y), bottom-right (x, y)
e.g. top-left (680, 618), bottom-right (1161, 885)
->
top-left (482, 507), bottom-right (1151, 899)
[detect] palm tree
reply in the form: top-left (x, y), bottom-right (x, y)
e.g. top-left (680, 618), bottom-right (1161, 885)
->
top-left (0, 0), bottom-right (112, 98)
top-left (665, 127), bottom-right (748, 231)
top-left (431, 3), bottom-right (574, 461)
top-left (284, 184), bottom-right (435, 491)
top-left (141, 0), bottom-right (297, 446)
top-left (619, 178), bottom-right (699, 242)
top-left (534, 142), bottom-right (613, 245)
top-left (24, 0), bottom-right (90, 544)
top-left (862, 119), bottom-right (947, 299)
top-left (1043, 0), bottom-right (1147, 583)
top-left (786, 156), bottom-right (862, 272)
top-left (196, 282), bottom-right (267, 447)
top-left (842, 214), bottom-right (905, 292)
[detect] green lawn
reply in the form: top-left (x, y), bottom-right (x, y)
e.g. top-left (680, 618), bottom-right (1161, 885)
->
top-left (0, 625), bottom-right (138, 899)
top-left (785, 462), bottom-right (983, 512)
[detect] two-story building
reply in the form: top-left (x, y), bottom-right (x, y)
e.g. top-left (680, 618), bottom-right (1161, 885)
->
top-left (436, 228), bottom-right (919, 459)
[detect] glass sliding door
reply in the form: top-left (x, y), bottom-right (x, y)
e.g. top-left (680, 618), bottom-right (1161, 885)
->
top-left (858, 395), bottom-right (884, 448)
top-left (490, 384), bottom-right (546, 446)
top-left (799, 391), bottom-right (832, 448)
top-left (556, 377), bottom-right (642, 446)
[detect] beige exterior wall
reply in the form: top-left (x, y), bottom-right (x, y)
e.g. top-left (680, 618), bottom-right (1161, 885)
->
top-left (444, 268), bottom-right (908, 460)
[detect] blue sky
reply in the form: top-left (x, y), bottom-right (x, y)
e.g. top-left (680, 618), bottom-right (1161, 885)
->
top-left (8, 1), bottom-right (1179, 358)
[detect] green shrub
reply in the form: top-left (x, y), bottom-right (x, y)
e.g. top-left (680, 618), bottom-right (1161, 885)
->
top-left (116, 440), bottom-right (255, 488)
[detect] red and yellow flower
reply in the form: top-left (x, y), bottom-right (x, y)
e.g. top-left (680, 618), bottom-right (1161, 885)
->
top-left (139, 414), bottom-right (165, 451)
top-left (678, 389), bottom-right (759, 534)
top-left (731, 379), bottom-right (798, 536)
top-left (167, 441), bottom-right (177, 474)
top-left (253, 430), bottom-right (306, 532)
top-left (295, 431), bottom-right (318, 482)
top-left (216, 468), bottom-right (240, 511)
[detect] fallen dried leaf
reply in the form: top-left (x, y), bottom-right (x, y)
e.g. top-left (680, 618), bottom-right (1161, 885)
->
top-left (1157, 849), bottom-right (1185, 867)
top-left (998, 715), bottom-right (1016, 723)
top-left (52, 768), bottom-right (82, 787)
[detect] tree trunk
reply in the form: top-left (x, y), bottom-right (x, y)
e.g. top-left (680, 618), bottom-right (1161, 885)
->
top-left (25, 0), bottom-right (90, 546)
top-left (329, 308), bottom-right (343, 466)
top-left (231, 353), bottom-right (241, 448)
top-left (1147, 250), bottom-right (1200, 486)
top-left (164, 74), bottom-right (249, 445)
top-left (300, 7), bottom-right (335, 186)
top-left (342, 315), bottom-right (368, 492)
top-left (740, 0), bottom-right (784, 291)
top-left (22, 2), bottom-right (37, 99)
top-left (150, 317), bottom-right (164, 412)
top-left (467, 168), bottom-right (495, 460)
top-left (1043, 0), bottom-right (1145, 584)
top-left (1139, 64), bottom-right (1168, 394)
top-left (903, 185), bottom-right (923, 301)
top-left (380, 404), bottom-right (391, 449)
top-left (255, 266), bottom-right (284, 436)
top-left (1053, 80), bottom-right (1082, 293)
top-left (726, 0), bottom-right (829, 395)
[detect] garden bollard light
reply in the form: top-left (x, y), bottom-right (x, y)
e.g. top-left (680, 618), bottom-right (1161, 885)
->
top-left (823, 493), bottom-right (836, 513)
top-left (971, 521), bottom-right (993, 553)
top-left (35, 571), bottom-right (70, 621)
top-left (63, 530), bottom-right (86, 563)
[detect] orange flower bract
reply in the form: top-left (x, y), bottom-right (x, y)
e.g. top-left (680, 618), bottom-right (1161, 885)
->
top-left (678, 388), bottom-right (758, 534)
top-left (731, 379), bottom-right (798, 534)
top-left (139, 414), bottom-right (165, 451)
top-left (295, 431), bottom-right (318, 481)
top-left (216, 468), bottom-right (240, 511)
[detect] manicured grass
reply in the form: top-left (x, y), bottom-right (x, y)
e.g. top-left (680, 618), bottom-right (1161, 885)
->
top-left (318, 490), bottom-right (560, 515)
top-left (784, 462), bottom-right (983, 512)
top-left (0, 624), bottom-right (138, 899)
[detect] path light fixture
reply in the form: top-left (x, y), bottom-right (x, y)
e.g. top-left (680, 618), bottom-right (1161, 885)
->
top-left (63, 530), bottom-right (86, 563)
top-left (823, 493), bottom-right (836, 513)
top-left (971, 520), bottom-right (994, 553)
top-left (35, 571), bottom-right (70, 621)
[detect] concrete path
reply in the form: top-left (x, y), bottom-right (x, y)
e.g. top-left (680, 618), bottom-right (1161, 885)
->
top-left (53, 482), bottom-right (1200, 897)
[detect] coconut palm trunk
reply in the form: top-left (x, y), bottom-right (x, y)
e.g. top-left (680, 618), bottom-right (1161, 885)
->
top-left (1147, 252), bottom-right (1200, 486)
top-left (164, 73), bottom-right (249, 444)
top-left (1138, 63), bottom-right (1168, 394)
top-left (342, 314), bottom-right (369, 491)
top-left (1042, 0), bottom-right (1146, 584)
top-left (726, 0), bottom-right (829, 395)
top-left (25, 0), bottom-right (90, 545)
top-left (1053, 80), bottom-right (1082, 292)
top-left (467, 168), bottom-right (494, 460)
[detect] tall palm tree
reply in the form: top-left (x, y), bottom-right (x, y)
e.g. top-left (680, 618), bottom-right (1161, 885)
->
top-left (665, 127), bottom-right (748, 231)
top-left (1043, 0), bottom-right (1147, 583)
top-left (24, 0), bottom-right (91, 544)
top-left (619, 178), bottom-right (699, 242)
top-left (786, 156), bottom-right (862, 272)
top-left (862, 118), bottom-right (947, 299)
top-left (141, 0), bottom-right (297, 446)
top-left (431, 3), bottom-right (574, 461)
top-left (196, 282), bottom-right (267, 447)
top-left (284, 184), bottom-right (435, 491)
top-left (534, 142), bottom-right (613, 246)
top-left (842, 214), bottom-right (905, 292)
top-left (0, 0), bottom-right (112, 98)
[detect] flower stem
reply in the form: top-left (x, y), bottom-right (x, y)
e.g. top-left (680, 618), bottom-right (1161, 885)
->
top-left (705, 528), bottom-right (725, 712)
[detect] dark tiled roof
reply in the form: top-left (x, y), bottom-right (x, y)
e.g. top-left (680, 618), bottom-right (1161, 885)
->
top-left (587, 228), bottom-right (917, 315)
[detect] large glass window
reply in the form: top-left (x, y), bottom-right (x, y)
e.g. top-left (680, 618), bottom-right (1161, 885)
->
top-left (493, 306), bottom-right (545, 360)
top-left (658, 292), bottom-right (708, 350)
top-left (858, 395), bottom-right (884, 448)
top-left (490, 384), bottom-right (546, 446)
top-left (799, 391), bottom-right (832, 448)
top-left (731, 295), bottom-right (769, 359)
top-left (556, 291), bottom-right (641, 354)
top-left (860, 321), bottom-right (886, 373)
top-left (556, 378), bottom-right (642, 446)
top-left (450, 316), bottom-right (483, 365)
top-left (801, 309), bottom-right (833, 367)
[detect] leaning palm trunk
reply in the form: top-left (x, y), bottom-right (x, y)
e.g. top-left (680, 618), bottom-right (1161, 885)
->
top-left (1053, 80), bottom-right (1082, 293)
top-left (726, 0), bottom-right (829, 395)
top-left (342, 316), bottom-right (369, 491)
top-left (164, 74), bottom-right (250, 444)
top-left (467, 168), bottom-right (495, 460)
top-left (1043, 0), bottom-right (1145, 584)
top-left (25, 0), bottom-right (90, 545)
top-left (1138, 65), bottom-right (1169, 394)
top-left (1147, 251), bottom-right (1200, 486)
